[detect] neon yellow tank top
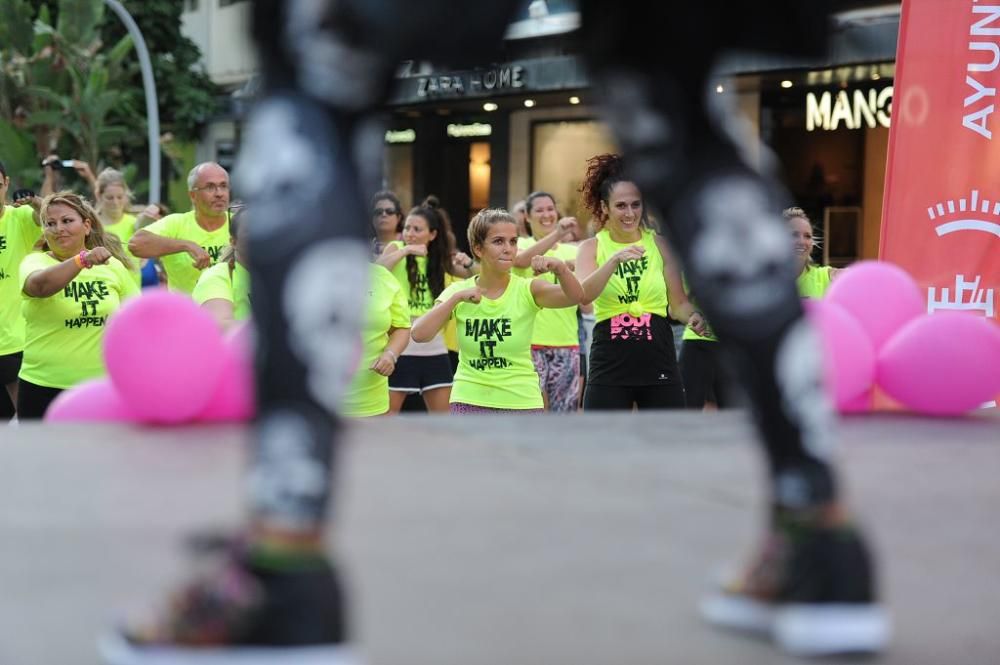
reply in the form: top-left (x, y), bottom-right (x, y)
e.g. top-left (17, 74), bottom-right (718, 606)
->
top-left (797, 264), bottom-right (833, 299)
top-left (593, 228), bottom-right (667, 323)
top-left (515, 237), bottom-right (579, 346)
top-left (388, 240), bottom-right (436, 316)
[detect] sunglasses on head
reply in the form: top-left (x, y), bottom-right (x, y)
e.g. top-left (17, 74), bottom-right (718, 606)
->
top-left (373, 207), bottom-right (398, 216)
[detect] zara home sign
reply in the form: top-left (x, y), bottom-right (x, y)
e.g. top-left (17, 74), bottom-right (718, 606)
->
top-left (417, 65), bottom-right (526, 98)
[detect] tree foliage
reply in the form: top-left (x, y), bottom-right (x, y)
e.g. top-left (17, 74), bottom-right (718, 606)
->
top-left (0, 0), bottom-right (135, 188)
top-left (0, 0), bottom-right (220, 199)
top-left (98, 1), bottom-right (221, 147)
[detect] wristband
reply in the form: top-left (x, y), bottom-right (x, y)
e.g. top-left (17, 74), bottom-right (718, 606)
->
top-left (385, 349), bottom-right (398, 362)
top-left (74, 251), bottom-right (90, 269)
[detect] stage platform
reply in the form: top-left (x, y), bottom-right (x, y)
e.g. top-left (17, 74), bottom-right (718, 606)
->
top-left (2, 410), bottom-right (998, 664)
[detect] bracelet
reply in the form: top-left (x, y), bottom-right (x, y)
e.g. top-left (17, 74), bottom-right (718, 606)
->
top-left (74, 251), bottom-right (90, 269)
top-left (384, 349), bottom-right (398, 362)
top-left (463, 260), bottom-right (474, 270)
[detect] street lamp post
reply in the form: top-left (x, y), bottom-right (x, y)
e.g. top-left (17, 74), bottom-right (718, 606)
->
top-left (102, 0), bottom-right (161, 203)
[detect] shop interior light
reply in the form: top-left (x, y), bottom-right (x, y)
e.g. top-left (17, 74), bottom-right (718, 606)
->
top-left (524, 99), bottom-right (536, 107)
top-left (569, 96), bottom-right (581, 104)
top-left (483, 102), bottom-right (498, 112)
top-left (715, 84), bottom-right (724, 93)
top-left (781, 80), bottom-right (793, 89)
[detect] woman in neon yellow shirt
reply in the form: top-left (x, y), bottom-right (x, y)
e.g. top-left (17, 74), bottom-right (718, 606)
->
top-left (411, 208), bottom-right (584, 413)
top-left (92, 166), bottom-right (160, 285)
top-left (576, 153), bottom-right (705, 411)
top-left (376, 203), bottom-right (474, 413)
top-left (342, 263), bottom-right (412, 417)
top-left (93, 168), bottom-right (138, 243)
top-left (193, 206), bottom-right (251, 331)
top-left (513, 191), bottom-right (584, 412)
top-left (0, 159), bottom-right (42, 420)
top-left (370, 190), bottom-right (403, 259)
top-left (786, 206), bottom-right (842, 298)
top-left (18, 191), bottom-right (138, 419)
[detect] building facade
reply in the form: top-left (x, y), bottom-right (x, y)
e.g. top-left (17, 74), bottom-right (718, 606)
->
top-left (182, 0), bottom-right (900, 259)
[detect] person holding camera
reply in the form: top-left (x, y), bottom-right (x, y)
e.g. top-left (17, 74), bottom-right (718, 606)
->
top-left (0, 160), bottom-right (42, 420)
top-left (17, 192), bottom-right (138, 419)
top-left (129, 162), bottom-right (231, 295)
top-left (41, 155), bottom-right (96, 198)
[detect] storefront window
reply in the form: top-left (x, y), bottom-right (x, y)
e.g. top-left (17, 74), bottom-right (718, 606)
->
top-left (531, 119), bottom-right (616, 235)
top-left (761, 80), bottom-right (891, 263)
top-left (383, 144), bottom-right (413, 210)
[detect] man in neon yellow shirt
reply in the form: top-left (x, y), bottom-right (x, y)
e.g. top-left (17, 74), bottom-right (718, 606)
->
top-left (0, 163), bottom-right (41, 418)
top-left (129, 162), bottom-right (231, 295)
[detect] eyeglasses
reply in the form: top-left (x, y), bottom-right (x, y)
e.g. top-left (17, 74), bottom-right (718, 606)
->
top-left (373, 207), bottom-right (399, 216)
top-left (193, 183), bottom-right (230, 194)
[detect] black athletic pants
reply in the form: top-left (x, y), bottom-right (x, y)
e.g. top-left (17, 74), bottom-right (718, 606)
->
top-left (242, 0), bottom-right (837, 531)
top-left (16, 379), bottom-right (62, 421)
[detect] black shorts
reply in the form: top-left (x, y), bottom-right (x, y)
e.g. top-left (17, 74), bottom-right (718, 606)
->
top-left (388, 354), bottom-right (453, 394)
top-left (0, 352), bottom-right (23, 385)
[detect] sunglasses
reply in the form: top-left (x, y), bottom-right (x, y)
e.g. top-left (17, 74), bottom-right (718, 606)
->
top-left (373, 207), bottom-right (399, 216)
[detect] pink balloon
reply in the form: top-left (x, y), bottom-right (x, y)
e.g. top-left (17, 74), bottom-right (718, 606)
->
top-left (804, 299), bottom-right (876, 412)
top-left (198, 323), bottom-right (256, 422)
top-left (45, 378), bottom-right (137, 423)
top-left (826, 261), bottom-right (925, 351)
top-left (877, 312), bottom-right (1000, 416)
top-left (837, 389), bottom-right (874, 414)
top-left (103, 289), bottom-right (227, 424)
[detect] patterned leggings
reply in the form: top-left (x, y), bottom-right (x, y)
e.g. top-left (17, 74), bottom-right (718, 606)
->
top-left (531, 346), bottom-right (581, 413)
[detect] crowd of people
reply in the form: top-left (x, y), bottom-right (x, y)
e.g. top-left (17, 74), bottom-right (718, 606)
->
top-left (342, 154), bottom-right (838, 418)
top-left (0, 151), bottom-right (840, 422)
top-left (0, 158), bottom-right (246, 421)
top-left (0, 3), bottom-right (893, 661)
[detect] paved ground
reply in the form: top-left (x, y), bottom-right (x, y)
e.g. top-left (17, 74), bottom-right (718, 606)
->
top-left (1, 410), bottom-right (997, 665)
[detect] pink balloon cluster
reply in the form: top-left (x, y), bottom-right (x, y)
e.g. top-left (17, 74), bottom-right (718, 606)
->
top-left (45, 289), bottom-right (255, 424)
top-left (805, 261), bottom-right (1000, 416)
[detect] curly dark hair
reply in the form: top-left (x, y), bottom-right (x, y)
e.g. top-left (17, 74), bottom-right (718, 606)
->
top-left (580, 153), bottom-right (646, 231)
top-left (405, 205), bottom-right (448, 300)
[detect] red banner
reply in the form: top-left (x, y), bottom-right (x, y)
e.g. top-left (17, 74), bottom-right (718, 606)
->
top-left (881, 0), bottom-right (1000, 326)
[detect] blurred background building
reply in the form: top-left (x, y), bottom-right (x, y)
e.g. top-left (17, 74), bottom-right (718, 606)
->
top-left (182, 0), bottom-right (899, 261)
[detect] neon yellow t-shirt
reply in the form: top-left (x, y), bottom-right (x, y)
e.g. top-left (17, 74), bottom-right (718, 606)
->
top-left (443, 272), bottom-right (460, 352)
top-left (0, 204), bottom-right (42, 355)
top-left (438, 274), bottom-right (543, 409)
top-left (387, 240), bottom-right (436, 316)
top-left (797, 264), bottom-right (833, 299)
top-left (143, 210), bottom-right (230, 295)
top-left (104, 213), bottom-right (141, 285)
top-left (593, 228), bottom-right (668, 323)
top-left (515, 236), bottom-right (579, 346)
top-left (343, 264), bottom-right (410, 417)
top-left (192, 260), bottom-right (252, 322)
top-left (104, 213), bottom-right (137, 246)
top-left (18, 252), bottom-right (139, 389)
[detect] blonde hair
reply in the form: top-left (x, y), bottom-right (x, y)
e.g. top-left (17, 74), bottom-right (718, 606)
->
top-left (783, 206), bottom-right (821, 268)
top-left (467, 208), bottom-right (516, 258)
top-left (37, 191), bottom-right (134, 270)
top-left (782, 206), bottom-right (809, 223)
top-left (95, 167), bottom-right (132, 202)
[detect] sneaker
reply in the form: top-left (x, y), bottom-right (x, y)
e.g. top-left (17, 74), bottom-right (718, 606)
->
top-left (700, 505), bottom-right (891, 656)
top-left (98, 535), bottom-right (359, 664)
